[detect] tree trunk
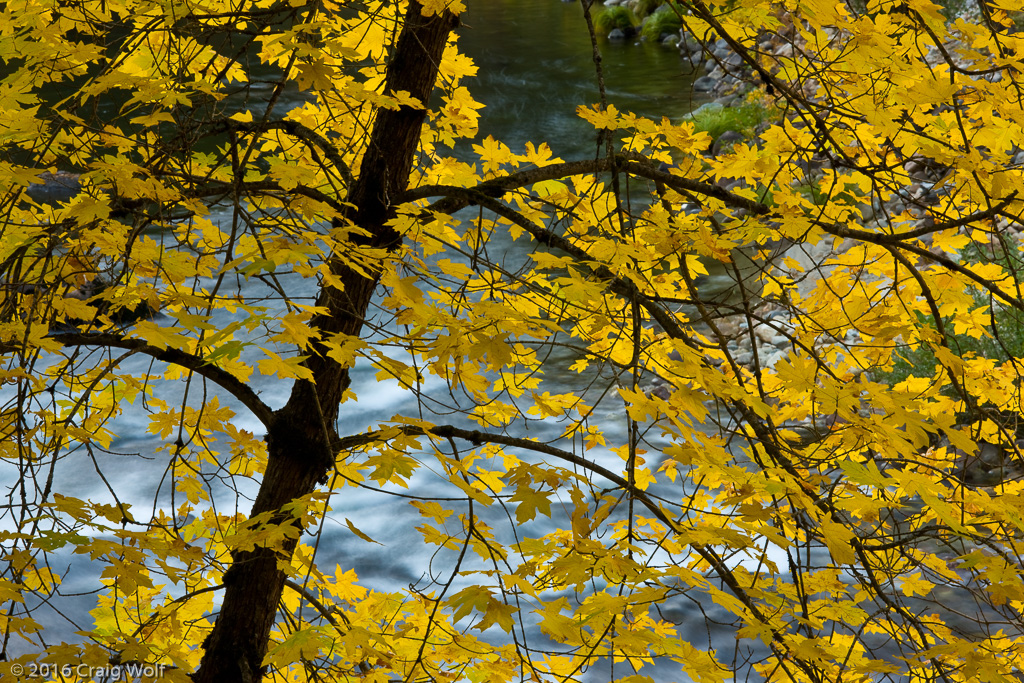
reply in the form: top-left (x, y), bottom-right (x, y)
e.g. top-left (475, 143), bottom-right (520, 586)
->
top-left (192, 4), bottom-right (459, 681)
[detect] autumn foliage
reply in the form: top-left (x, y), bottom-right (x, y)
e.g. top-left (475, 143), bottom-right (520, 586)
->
top-left (4, 0), bottom-right (1024, 681)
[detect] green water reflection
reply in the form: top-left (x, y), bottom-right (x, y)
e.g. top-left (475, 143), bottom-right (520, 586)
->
top-left (459, 0), bottom-right (700, 158)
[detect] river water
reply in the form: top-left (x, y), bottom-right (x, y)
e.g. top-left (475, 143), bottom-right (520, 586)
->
top-left (458, 0), bottom-right (701, 157)
top-left (11, 1), bottom-right (723, 677)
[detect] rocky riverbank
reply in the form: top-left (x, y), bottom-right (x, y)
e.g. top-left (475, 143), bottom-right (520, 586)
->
top-left (595, 2), bottom-right (1024, 485)
top-left (595, 0), bottom-right (1024, 383)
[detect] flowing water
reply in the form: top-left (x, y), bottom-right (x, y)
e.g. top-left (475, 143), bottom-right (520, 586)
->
top-left (10, 1), bottom-right (727, 675)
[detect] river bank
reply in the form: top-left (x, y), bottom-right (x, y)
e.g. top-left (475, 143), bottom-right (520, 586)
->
top-left (586, 0), bottom-right (1024, 495)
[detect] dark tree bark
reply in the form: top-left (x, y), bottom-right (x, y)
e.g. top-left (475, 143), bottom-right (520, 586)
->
top-left (192, 4), bottom-right (459, 682)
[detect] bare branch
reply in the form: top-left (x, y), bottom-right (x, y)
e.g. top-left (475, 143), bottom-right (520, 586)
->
top-left (44, 332), bottom-right (276, 428)
top-left (404, 154), bottom-right (770, 216)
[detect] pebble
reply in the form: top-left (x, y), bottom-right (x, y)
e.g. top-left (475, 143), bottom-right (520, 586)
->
top-left (754, 325), bottom-right (775, 344)
top-left (679, 32), bottom-right (701, 53)
top-left (692, 76), bottom-right (718, 92)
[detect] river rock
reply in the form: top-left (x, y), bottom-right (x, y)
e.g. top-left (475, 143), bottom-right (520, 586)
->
top-left (753, 325), bottom-right (775, 345)
top-left (679, 31), bottom-right (701, 53)
top-left (692, 76), bottom-right (718, 92)
top-left (689, 102), bottom-right (723, 118)
top-left (25, 171), bottom-right (82, 205)
top-left (724, 52), bottom-right (744, 68)
top-left (712, 130), bottom-right (745, 155)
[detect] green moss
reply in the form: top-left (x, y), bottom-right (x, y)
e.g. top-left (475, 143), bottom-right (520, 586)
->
top-left (595, 6), bottom-right (637, 34)
top-left (640, 3), bottom-right (683, 41)
top-left (688, 101), bottom-right (777, 140)
top-left (631, 0), bottom-right (662, 19)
